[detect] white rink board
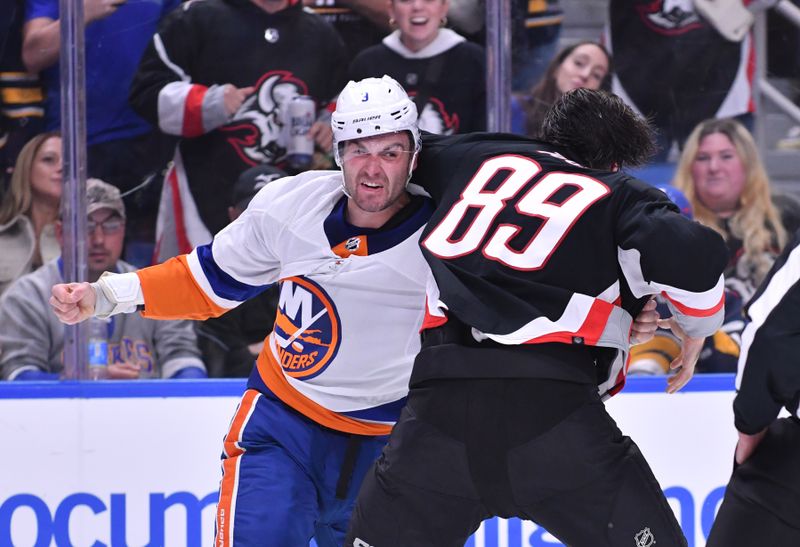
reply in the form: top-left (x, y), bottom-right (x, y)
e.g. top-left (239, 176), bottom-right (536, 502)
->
top-left (0, 376), bottom-right (736, 547)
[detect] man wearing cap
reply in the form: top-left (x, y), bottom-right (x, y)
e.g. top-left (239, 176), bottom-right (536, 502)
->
top-left (196, 165), bottom-right (286, 378)
top-left (0, 178), bottom-right (205, 380)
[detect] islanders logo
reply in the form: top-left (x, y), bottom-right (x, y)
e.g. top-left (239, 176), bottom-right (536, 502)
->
top-left (272, 276), bottom-right (341, 379)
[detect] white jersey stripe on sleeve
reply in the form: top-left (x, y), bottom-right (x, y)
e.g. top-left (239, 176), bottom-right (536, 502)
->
top-left (157, 81), bottom-right (191, 135)
top-left (618, 247), bottom-right (725, 311)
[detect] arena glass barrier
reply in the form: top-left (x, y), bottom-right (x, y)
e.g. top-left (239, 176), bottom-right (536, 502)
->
top-left (0, 374), bottom-right (736, 547)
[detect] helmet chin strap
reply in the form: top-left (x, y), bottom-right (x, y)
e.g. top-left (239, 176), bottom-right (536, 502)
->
top-left (341, 172), bottom-right (353, 198)
top-left (405, 149), bottom-right (419, 187)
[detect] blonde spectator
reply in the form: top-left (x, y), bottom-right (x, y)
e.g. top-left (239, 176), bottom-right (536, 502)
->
top-left (673, 118), bottom-right (790, 297)
top-left (0, 132), bottom-right (61, 295)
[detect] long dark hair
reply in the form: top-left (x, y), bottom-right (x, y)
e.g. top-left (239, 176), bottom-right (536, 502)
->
top-left (522, 41), bottom-right (612, 138)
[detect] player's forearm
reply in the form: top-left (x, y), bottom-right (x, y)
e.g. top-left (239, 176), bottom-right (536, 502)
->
top-left (136, 254), bottom-right (229, 320)
top-left (156, 82), bottom-right (229, 136)
top-left (22, 20), bottom-right (61, 73)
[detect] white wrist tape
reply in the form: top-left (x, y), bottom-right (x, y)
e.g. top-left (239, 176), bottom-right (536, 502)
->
top-left (92, 272), bottom-right (144, 318)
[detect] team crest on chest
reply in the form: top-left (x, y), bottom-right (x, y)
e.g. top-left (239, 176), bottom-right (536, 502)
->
top-left (222, 70), bottom-right (309, 166)
top-left (272, 276), bottom-right (342, 379)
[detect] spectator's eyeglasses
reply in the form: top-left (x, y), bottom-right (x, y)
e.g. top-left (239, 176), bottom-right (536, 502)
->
top-left (87, 218), bottom-right (124, 235)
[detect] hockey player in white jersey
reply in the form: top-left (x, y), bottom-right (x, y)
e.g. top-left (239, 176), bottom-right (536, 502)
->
top-left (51, 77), bottom-right (663, 546)
top-left (50, 75), bottom-right (433, 547)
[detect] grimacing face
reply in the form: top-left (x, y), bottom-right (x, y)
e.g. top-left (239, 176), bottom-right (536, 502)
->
top-left (340, 132), bottom-right (415, 227)
top-left (690, 132), bottom-right (747, 217)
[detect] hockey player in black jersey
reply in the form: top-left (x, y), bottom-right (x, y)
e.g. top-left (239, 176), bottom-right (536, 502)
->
top-left (706, 229), bottom-right (800, 546)
top-left (346, 88), bottom-right (729, 547)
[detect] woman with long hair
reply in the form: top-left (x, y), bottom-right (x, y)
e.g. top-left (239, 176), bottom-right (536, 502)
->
top-left (516, 40), bottom-right (611, 138)
top-left (673, 118), bottom-right (789, 294)
top-left (0, 132), bottom-right (62, 295)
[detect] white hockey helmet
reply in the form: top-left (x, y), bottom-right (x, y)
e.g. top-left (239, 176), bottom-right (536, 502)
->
top-left (331, 75), bottom-right (421, 167)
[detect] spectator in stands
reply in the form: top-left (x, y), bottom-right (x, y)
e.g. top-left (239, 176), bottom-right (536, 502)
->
top-left (673, 118), bottom-right (796, 298)
top-left (667, 118), bottom-right (800, 372)
top-left (0, 131), bottom-right (60, 296)
top-left (130, 0), bottom-right (347, 263)
top-left (349, 0), bottom-right (486, 134)
top-left (0, 0), bottom-right (44, 192)
top-left (196, 165), bottom-right (284, 378)
top-left (0, 178), bottom-right (205, 380)
top-left (22, 0), bottom-right (179, 264)
top-left (513, 41), bottom-right (610, 137)
top-left (606, 0), bottom-right (755, 161)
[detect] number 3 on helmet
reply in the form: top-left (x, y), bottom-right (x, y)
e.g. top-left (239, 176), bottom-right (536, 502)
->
top-left (331, 75), bottom-right (421, 171)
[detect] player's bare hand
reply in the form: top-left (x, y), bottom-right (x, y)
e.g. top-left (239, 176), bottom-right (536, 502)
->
top-left (735, 428), bottom-right (767, 465)
top-left (108, 362), bottom-right (141, 380)
top-left (223, 84), bottom-right (255, 117)
top-left (84, 0), bottom-right (125, 24)
top-left (657, 317), bottom-right (704, 393)
top-left (309, 120), bottom-right (333, 151)
top-left (630, 298), bottom-right (659, 345)
top-left (50, 282), bottom-right (97, 324)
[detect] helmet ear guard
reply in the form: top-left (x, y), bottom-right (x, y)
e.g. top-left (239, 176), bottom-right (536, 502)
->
top-left (331, 75), bottom-right (421, 168)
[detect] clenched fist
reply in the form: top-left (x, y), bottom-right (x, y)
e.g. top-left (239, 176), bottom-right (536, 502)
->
top-left (50, 282), bottom-right (97, 324)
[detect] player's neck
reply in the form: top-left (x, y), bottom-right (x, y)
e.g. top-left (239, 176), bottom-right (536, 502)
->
top-left (345, 192), bottom-right (411, 230)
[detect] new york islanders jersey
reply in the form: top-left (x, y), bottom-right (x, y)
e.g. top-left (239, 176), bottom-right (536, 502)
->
top-left (413, 132), bottom-right (728, 397)
top-left (135, 171), bottom-right (434, 435)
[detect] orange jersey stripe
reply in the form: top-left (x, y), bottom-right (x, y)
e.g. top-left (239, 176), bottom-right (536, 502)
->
top-left (216, 389), bottom-right (260, 547)
top-left (137, 255), bottom-right (228, 320)
top-left (256, 343), bottom-right (393, 436)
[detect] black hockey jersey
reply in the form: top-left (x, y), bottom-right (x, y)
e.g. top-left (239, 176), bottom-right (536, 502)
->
top-left (413, 132), bottom-right (728, 397)
top-left (349, 29), bottom-right (485, 134)
top-left (734, 229), bottom-right (800, 434)
top-left (130, 0), bottom-right (346, 258)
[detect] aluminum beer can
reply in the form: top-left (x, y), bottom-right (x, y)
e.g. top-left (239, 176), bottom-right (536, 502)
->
top-left (287, 95), bottom-right (315, 169)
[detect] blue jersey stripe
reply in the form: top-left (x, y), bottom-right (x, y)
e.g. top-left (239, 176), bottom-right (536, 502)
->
top-left (197, 244), bottom-right (270, 302)
top-left (340, 397), bottom-right (408, 422)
